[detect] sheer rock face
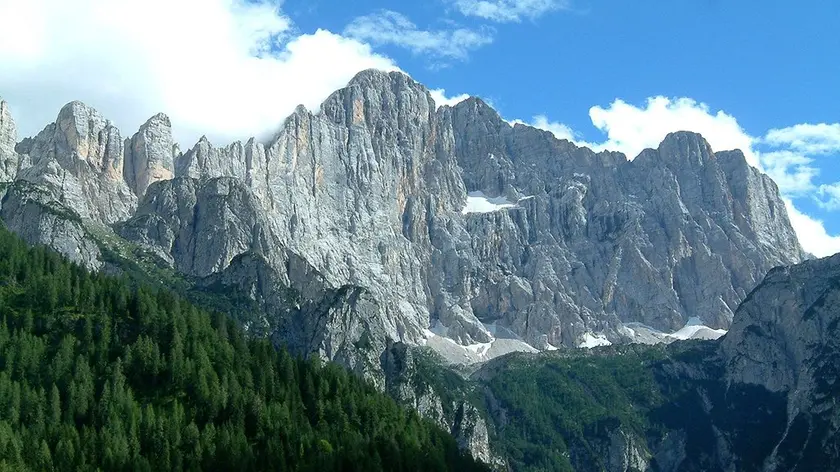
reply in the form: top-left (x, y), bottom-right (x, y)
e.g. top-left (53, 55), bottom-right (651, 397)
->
top-left (442, 99), bottom-right (802, 344)
top-left (721, 254), bottom-right (840, 471)
top-left (15, 101), bottom-right (137, 224)
top-left (120, 176), bottom-right (275, 277)
top-left (0, 99), bottom-right (19, 181)
top-left (1, 70), bottom-right (805, 353)
top-left (124, 113), bottom-right (175, 198)
top-left (117, 70), bottom-right (802, 351)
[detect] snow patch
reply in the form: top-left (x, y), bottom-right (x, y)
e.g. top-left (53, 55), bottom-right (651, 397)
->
top-left (425, 320), bottom-right (538, 364)
top-left (622, 317), bottom-right (727, 344)
top-left (461, 191), bottom-right (517, 214)
top-left (578, 332), bottom-right (612, 348)
top-left (669, 317), bottom-right (727, 341)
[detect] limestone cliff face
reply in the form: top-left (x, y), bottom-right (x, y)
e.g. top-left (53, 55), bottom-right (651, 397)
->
top-left (447, 99), bottom-right (802, 343)
top-left (0, 181), bottom-right (103, 270)
top-left (1, 69), bottom-right (805, 355)
top-left (120, 176), bottom-right (275, 277)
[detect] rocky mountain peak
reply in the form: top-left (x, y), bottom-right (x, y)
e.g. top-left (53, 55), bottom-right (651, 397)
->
top-left (10, 99), bottom-right (136, 225)
top-left (51, 100), bottom-right (124, 180)
top-left (321, 68), bottom-right (436, 134)
top-left (632, 130), bottom-right (715, 169)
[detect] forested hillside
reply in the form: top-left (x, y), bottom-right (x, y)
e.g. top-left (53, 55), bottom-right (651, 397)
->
top-left (0, 226), bottom-right (489, 471)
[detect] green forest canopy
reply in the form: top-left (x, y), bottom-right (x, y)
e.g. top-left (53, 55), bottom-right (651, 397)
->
top-left (0, 226), bottom-right (489, 472)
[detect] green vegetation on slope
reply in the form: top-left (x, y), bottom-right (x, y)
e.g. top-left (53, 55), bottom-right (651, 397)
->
top-left (0, 226), bottom-right (489, 472)
top-left (480, 347), bottom-right (667, 472)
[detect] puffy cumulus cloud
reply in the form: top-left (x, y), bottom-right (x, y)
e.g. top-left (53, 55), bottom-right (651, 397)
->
top-left (451, 0), bottom-right (571, 22)
top-left (429, 89), bottom-right (471, 107)
top-left (587, 97), bottom-right (757, 165)
top-left (0, 0), bottom-right (397, 146)
top-left (514, 96), bottom-right (840, 257)
top-left (344, 10), bottom-right (493, 61)
top-left (765, 123), bottom-right (840, 155)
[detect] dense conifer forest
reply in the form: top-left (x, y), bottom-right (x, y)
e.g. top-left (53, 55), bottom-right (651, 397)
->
top-left (0, 226), bottom-right (489, 471)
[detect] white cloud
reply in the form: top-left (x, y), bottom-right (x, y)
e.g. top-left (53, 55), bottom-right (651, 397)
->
top-left (587, 97), bottom-right (757, 165)
top-left (0, 0), bottom-right (398, 146)
top-left (429, 89), bottom-right (471, 107)
top-left (759, 151), bottom-right (818, 196)
top-left (783, 198), bottom-right (840, 257)
top-left (452, 0), bottom-right (571, 22)
top-left (344, 10), bottom-right (493, 61)
top-left (765, 123), bottom-right (840, 155)
top-left (817, 182), bottom-right (840, 211)
top-left (531, 115), bottom-right (579, 142)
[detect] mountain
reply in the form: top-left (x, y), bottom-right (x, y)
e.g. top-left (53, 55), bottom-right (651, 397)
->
top-left (0, 70), bottom-right (817, 467)
top-left (0, 70), bottom-right (803, 359)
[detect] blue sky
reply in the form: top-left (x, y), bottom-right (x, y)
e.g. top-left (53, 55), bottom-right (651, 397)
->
top-left (0, 0), bottom-right (837, 255)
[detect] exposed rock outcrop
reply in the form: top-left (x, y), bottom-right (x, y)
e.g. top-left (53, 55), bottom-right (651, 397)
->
top-left (116, 70), bottom-right (803, 355)
top-left (721, 253), bottom-right (840, 471)
top-left (0, 98), bottom-right (19, 181)
top-left (124, 113), bottom-right (175, 198)
top-left (0, 181), bottom-right (102, 270)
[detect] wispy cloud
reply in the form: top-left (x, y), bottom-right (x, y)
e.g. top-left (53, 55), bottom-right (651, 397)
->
top-left (345, 10), bottom-right (493, 61)
top-left (451, 0), bottom-right (572, 22)
top-left (817, 182), bottom-right (840, 211)
top-left (759, 150), bottom-right (819, 197)
top-left (765, 123), bottom-right (840, 155)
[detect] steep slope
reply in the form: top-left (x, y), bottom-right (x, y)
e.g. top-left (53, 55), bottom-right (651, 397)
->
top-left (115, 70), bottom-right (802, 354)
top-left (721, 253), bottom-right (840, 471)
top-left (0, 98), bottom-right (19, 181)
top-left (399, 253), bottom-right (839, 471)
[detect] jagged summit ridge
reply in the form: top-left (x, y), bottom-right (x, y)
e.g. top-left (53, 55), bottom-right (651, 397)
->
top-left (0, 70), bottom-right (804, 363)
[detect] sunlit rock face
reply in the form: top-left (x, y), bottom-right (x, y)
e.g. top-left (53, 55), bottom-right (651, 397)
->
top-left (0, 70), bottom-right (804, 360)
